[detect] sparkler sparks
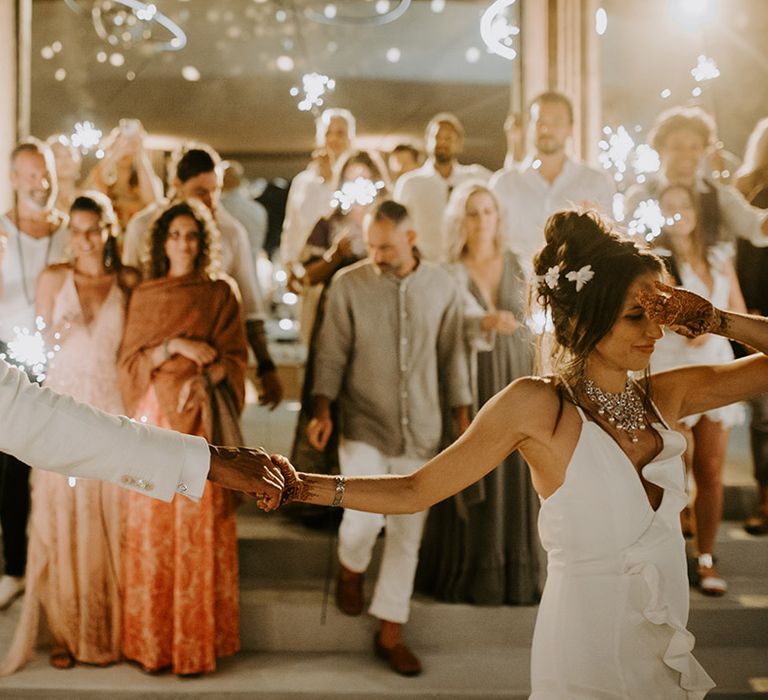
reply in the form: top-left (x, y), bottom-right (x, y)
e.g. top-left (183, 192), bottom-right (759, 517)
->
top-left (627, 199), bottom-right (675, 241)
top-left (290, 73), bottom-right (336, 112)
top-left (691, 54), bottom-right (720, 82)
top-left (69, 121), bottom-right (103, 152)
top-left (0, 319), bottom-right (53, 382)
top-left (330, 177), bottom-right (386, 212)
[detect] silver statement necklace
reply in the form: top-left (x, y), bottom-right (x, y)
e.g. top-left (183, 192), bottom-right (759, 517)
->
top-left (582, 378), bottom-right (648, 443)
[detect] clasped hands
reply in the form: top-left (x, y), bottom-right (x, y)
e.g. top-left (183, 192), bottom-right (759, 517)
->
top-left (207, 445), bottom-right (299, 512)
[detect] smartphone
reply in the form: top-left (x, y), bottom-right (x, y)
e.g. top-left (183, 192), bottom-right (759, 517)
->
top-left (119, 118), bottom-right (141, 137)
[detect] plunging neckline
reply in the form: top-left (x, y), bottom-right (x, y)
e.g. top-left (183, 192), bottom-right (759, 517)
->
top-left (70, 272), bottom-right (117, 332)
top-left (585, 420), bottom-right (669, 513)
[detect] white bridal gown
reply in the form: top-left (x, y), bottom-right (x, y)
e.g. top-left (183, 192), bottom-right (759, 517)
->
top-left (530, 396), bottom-right (715, 698)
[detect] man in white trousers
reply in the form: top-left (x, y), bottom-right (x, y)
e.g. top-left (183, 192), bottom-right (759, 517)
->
top-left (307, 200), bottom-right (471, 676)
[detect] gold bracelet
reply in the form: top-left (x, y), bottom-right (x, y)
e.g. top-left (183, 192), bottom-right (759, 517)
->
top-left (331, 475), bottom-right (346, 508)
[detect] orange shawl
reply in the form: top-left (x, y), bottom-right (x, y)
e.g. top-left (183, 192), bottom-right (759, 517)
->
top-left (118, 273), bottom-right (247, 437)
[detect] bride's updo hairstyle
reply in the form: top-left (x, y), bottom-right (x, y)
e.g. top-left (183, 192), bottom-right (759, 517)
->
top-left (533, 210), bottom-right (663, 383)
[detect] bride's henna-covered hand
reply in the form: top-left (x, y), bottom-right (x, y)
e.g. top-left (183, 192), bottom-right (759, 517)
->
top-left (637, 281), bottom-right (724, 338)
top-left (270, 454), bottom-right (316, 507)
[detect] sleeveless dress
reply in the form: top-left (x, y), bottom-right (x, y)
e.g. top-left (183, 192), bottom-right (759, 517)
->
top-left (651, 248), bottom-right (744, 428)
top-left (531, 393), bottom-right (715, 698)
top-left (0, 271), bottom-right (127, 673)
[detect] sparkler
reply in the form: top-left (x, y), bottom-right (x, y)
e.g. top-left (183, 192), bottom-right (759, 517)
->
top-left (691, 55), bottom-right (720, 82)
top-left (0, 318), bottom-right (56, 383)
top-left (290, 73), bottom-right (336, 112)
top-left (330, 178), bottom-right (386, 212)
top-left (627, 199), bottom-right (676, 242)
top-left (70, 121), bottom-right (103, 152)
top-left (598, 126), bottom-right (661, 190)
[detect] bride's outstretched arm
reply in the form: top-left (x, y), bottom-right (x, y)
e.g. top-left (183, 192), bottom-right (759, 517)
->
top-left (269, 377), bottom-right (539, 515)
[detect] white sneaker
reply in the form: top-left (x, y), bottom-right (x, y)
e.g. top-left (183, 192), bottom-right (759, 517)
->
top-left (0, 575), bottom-right (24, 610)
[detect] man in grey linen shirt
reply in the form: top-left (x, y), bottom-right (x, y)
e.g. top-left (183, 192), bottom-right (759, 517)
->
top-left (625, 106), bottom-right (768, 248)
top-left (306, 200), bottom-right (472, 677)
top-left (490, 91), bottom-right (615, 268)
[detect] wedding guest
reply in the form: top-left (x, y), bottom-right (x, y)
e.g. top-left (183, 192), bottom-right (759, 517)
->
top-left (0, 193), bottom-right (139, 673)
top-left (387, 143), bottom-right (421, 184)
top-left (489, 92), bottom-right (614, 266)
top-left (280, 108), bottom-right (355, 268)
top-left (651, 183), bottom-right (747, 595)
top-left (221, 160), bottom-right (268, 263)
top-left (417, 182), bottom-right (539, 605)
top-left (291, 150), bottom-right (389, 477)
top-left (118, 200), bottom-right (247, 675)
top-left (0, 139), bottom-right (69, 610)
top-left (625, 106), bottom-right (768, 249)
top-left (84, 120), bottom-right (163, 229)
top-left (307, 200), bottom-right (471, 675)
top-left (122, 144), bottom-right (282, 410)
top-left (735, 117), bottom-right (768, 535)
top-left (394, 113), bottom-right (491, 262)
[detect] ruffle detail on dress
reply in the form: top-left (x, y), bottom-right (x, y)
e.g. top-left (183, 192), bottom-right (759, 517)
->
top-left (633, 561), bottom-right (715, 698)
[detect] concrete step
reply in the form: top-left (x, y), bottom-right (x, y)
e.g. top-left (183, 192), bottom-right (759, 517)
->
top-left (0, 648), bottom-right (765, 699)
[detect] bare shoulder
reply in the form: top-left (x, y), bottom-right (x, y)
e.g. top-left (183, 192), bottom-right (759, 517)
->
top-left (484, 375), bottom-right (563, 437)
top-left (38, 263), bottom-right (71, 288)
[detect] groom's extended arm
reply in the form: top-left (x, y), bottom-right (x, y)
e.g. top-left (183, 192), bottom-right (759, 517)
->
top-left (0, 362), bottom-right (283, 504)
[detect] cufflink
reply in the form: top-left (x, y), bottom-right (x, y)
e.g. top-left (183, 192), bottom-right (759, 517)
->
top-left (177, 482), bottom-right (188, 493)
top-left (120, 475), bottom-right (154, 491)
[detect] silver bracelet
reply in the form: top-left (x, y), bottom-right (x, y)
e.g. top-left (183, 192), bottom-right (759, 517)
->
top-left (331, 475), bottom-right (346, 508)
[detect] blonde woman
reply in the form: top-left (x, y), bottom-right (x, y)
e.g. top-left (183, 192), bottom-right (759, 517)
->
top-left (417, 181), bottom-right (539, 604)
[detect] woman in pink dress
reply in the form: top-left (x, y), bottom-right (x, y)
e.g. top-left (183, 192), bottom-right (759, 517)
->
top-left (0, 193), bottom-right (139, 673)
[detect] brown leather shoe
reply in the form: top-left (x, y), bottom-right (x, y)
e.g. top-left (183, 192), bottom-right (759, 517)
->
top-left (374, 633), bottom-right (422, 676)
top-left (335, 565), bottom-right (363, 616)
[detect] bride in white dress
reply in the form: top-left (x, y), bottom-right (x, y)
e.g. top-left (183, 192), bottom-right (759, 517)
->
top-left (270, 209), bottom-right (768, 698)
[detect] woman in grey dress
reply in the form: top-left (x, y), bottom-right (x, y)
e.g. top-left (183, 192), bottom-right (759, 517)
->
top-left (416, 181), bottom-right (540, 604)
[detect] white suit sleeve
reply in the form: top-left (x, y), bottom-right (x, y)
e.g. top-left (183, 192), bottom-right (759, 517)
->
top-left (0, 362), bottom-right (209, 501)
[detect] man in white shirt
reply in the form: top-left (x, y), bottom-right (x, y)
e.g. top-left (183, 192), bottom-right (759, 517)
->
top-left (625, 106), bottom-right (768, 247)
top-left (490, 92), bottom-right (615, 267)
top-left (394, 113), bottom-right (491, 261)
top-left (122, 145), bottom-right (283, 409)
top-left (0, 139), bottom-right (69, 608)
top-left (279, 108), bottom-right (355, 267)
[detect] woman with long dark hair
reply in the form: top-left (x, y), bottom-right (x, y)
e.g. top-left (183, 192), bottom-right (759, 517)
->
top-left (651, 183), bottom-right (747, 595)
top-left (118, 200), bottom-right (247, 675)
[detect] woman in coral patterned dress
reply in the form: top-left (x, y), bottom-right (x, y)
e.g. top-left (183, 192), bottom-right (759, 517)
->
top-left (117, 200), bottom-right (247, 676)
top-left (0, 193), bottom-right (139, 673)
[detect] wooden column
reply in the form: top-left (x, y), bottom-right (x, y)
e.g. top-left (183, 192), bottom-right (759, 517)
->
top-left (520, 0), bottom-right (602, 165)
top-left (0, 1), bottom-right (20, 210)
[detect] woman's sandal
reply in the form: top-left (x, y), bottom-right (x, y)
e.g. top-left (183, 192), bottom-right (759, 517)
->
top-left (49, 647), bottom-right (75, 670)
top-left (697, 554), bottom-right (727, 597)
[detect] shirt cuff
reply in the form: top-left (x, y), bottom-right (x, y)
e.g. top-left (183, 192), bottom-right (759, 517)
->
top-left (177, 435), bottom-right (210, 501)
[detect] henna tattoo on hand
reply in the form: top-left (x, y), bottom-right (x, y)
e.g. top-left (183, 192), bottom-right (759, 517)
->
top-left (637, 282), bottom-right (720, 338)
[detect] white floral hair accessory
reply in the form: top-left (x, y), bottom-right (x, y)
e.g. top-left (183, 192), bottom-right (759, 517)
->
top-left (565, 264), bottom-right (594, 292)
top-left (537, 265), bottom-right (561, 290)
